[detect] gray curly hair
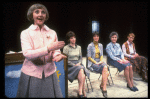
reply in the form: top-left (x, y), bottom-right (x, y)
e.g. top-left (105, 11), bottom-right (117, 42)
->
top-left (109, 31), bottom-right (119, 40)
top-left (27, 3), bottom-right (49, 22)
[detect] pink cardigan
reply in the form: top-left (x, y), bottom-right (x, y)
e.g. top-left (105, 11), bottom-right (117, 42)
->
top-left (20, 24), bottom-right (61, 79)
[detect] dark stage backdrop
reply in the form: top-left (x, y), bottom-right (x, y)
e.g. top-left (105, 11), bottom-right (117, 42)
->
top-left (3, 1), bottom-right (148, 58)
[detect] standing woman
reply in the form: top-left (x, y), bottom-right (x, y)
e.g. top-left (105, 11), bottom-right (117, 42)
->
top-left (16, 3), bottom-right (66, 98)
top-left (63, 31), bottom-right (90, 98)
top-left (106, 31), bottom-right (138, 92)
top-left (87, 32), bottom-right (109, 98)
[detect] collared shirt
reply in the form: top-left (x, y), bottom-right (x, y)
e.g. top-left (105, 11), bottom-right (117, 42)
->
top-left (63, 44), bottom-right (82, 65)
top-left (87, 42), bottom-right (103, 68)
top-left (106, 42), bottom-right (124, 61)
top-left (21, 24), bottom-right (61, 79)
top-left (122, 40), bottom-right (136, 58)
top-left (88, 41), bottom-right (103, 64)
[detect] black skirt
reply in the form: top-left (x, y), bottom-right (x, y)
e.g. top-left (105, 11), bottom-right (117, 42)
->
top-left (16, 71), bottom-right (63, 98)
top-left (68, 60), bottom-right (90, 83)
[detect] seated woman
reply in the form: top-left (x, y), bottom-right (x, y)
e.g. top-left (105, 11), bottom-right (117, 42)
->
top-left (63, 31), bottom-right (90, 98)
top-left (122, 33), bottom-right (148, 81)
top-left (106, 31), bottom-right (138, 92)
top-left (87, 32), bottom-right (109, 98)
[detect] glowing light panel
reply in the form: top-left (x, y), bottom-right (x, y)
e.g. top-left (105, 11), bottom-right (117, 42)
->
top-left (92, 21), bottom-right (99, 33)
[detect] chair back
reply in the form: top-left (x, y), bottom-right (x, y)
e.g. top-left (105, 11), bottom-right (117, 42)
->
top-left (105, 49), bottom-right (111, 66)
top-left (86, 56), bottom-right (88, 69)
top-left (106, 55), bottom-right (112, 66)
top-left (86, 55), bottom-right (94, 72)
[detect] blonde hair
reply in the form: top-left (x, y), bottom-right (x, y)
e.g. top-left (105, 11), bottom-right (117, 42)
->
top-left (128, 33), bottom-right (135, 38)
top-left (27, 3), bottom-right (49, 22)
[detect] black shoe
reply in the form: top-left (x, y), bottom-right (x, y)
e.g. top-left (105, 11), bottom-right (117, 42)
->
top-left (127, 84), bottom-right (136, 92)
top-left (102, 90), bottom-right (107, 98)
top-left (133, 86), bottom-right (139, 91)
top-left (77, 93), bottom-right (84, 98)
top-left (100, 85), bottom-right (107, 98)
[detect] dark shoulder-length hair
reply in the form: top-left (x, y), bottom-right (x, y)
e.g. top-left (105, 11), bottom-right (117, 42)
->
top-left (66, 31), bottom-right (76, 43)
top-left (109, 31), bottom-right (119, 40)
top-left (27, 3), bottom-right (49, 22)
top-left (91, 31), bottom-right (100, 42)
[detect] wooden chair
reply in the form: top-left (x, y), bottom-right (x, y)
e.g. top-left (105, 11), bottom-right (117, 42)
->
top-left (61, 53), bottom-right (68, 98)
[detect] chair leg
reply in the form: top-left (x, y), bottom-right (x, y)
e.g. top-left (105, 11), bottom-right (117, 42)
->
top-left (88, 77), bottom-right (93, 92)
top-left (109, 71), bottom-right (114, 85)
top-left (115, 69), bottom-right (119, 75)
top-left (117, 70), bottom-right (120, 75)
top-left (98, 74), bottom-right (101, 80)
top-left (115, 69), bottom-right (118, 75)
top-left (108, 66), bottom-right (114, 85)
top-left (85, 77), bottom-right (89, 93)
top-left (107, 78), bottom-right (110, 86)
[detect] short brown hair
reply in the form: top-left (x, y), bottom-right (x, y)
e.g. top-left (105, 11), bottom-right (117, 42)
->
top-left (27, 3), bottom-right (49, 22)
top-left (66, 31), bottom-right (76, 43)
top-left (128, 33), bottom-right (135, 38)
top-left (92, 31), bottom-right (100, 42)
top-left (92, 31), bottom-right (99, 37)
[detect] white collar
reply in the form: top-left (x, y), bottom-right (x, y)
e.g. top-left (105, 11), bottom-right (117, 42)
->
top-left (111, 42), bottom-right (116, 46)
top-left (29, 24), bottom-right (50, 31)
top-left (127, 40), bottom-right (133, 45)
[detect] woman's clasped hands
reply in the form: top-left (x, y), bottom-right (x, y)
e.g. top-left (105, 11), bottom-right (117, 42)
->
top-left (95, 61), bottom-right (103, 65)
top-left (118, 59), bottom-right (129, 64)
top-left (47, 41), bottom-right (65, 51)
top-left (47, 41), bottom-right (67, 62)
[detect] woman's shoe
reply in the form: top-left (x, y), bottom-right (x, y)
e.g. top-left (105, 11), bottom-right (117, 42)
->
top-left (102, 90), bottom-right (107, 98)
top-left (127, 84), bottom-right (136, 92)
top-left (100, 85), bottom-right (107, 98)
top-left (82, 90), bottom-right (87, 98)
top-left (133, 86), bottom-right (139, 91)
top-left (77, 93), bottom-right (84, 98)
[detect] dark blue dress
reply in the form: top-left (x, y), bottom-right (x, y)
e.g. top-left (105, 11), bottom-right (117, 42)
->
top-left (106, 42), bottom-right (131, 72)
top-left (107, 55), bottom-right (131, 72)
